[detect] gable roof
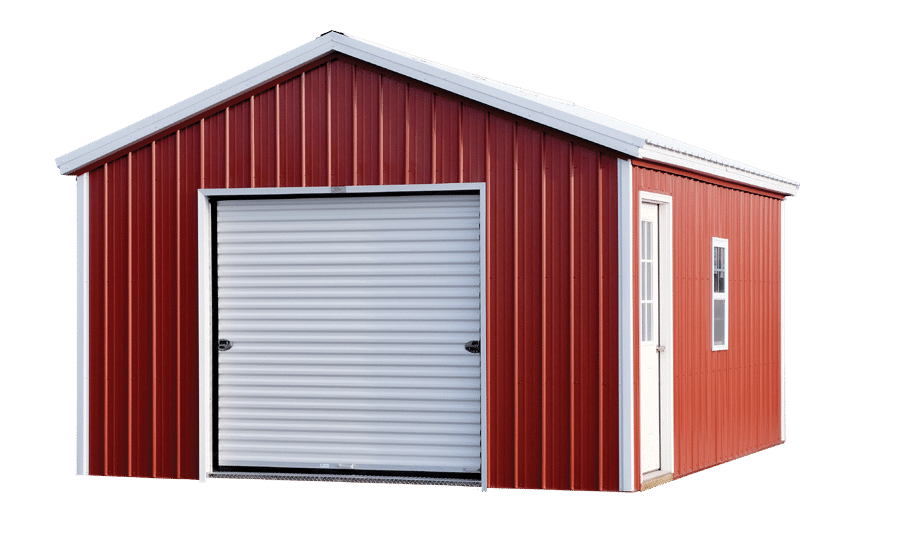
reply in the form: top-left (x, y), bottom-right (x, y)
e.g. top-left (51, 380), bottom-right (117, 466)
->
top-left (55, 31), bottom-right (798, 196)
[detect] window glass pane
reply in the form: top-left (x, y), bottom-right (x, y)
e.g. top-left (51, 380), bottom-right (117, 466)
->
top-left (713, 299), bottom-right (725, 345)
top-left (641, 262), bottom-right (647, 300)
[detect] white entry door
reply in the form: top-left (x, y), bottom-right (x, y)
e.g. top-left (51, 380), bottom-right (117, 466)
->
top-left (639, 202), bottom-right (662, 476)
top-left (213, 192), bottom-right (483, 476)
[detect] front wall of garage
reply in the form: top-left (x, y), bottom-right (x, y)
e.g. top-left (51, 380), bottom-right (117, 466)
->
top-left (85, 54), bottom-right (622, 489)
top-left (633, 164), bottom-right (783, 481)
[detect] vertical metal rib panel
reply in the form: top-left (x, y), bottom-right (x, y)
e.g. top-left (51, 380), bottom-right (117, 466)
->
top-left (154, 133), bottom-right (179, 478)
top-left (215, 194), bottom-right (482, 473)
top-left (634, 164), bottom-right (782, 478)
top-left (254, 88), bottom-right (278, 188)
top-left (130, 146), bottom-right (153, 477)
top-left (179, 123), bottom-right (202, 479)
top-left (229, 100), bottom-right (252, 189)
top-left (486, 114), bottom-right (515, 488)
top-left (305, 65), bottom-right (328, 187)
top-left (571, 144), bottom-right (600, 490)
top-left (435, 95), bottom-right (460, 184)
top-left (355, 69), bottom-right (380, 186)
top-left (88, 166), bottom-right (106, 475)
top-left (107, 156), bottom-right (129, 476)
top-left (600, 156), bottom-right (620, 490)
top-left (542, 136), bottom-right (570, 489)
top-left (83, 55), bottom-right (623, 487)
top-left (514, 124), bottom-right (542, 489)
top-left (279, 76), bottom-right (303, 188)
top-left (330, 61), bottom-right (354, 187)
top-left (382, 76), bottom-right (406, 184)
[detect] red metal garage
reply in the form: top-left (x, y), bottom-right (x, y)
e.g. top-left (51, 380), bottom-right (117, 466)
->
top-left (56, 31), bottom-right (797, 491)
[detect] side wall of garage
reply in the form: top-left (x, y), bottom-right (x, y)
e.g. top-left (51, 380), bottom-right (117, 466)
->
top-left (633, 162), bottom-right (783, 481)
top-left (84, 54), bottom-right (623, 490)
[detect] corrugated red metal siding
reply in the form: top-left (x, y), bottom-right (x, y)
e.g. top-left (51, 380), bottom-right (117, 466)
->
top-left (633, 163), bottom-right (782, 484)
top-left (84, 55), bottom-right (621, 489)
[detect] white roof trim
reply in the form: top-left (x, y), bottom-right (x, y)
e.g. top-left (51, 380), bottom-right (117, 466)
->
top-left (56, 31), bottom-right (798, 196)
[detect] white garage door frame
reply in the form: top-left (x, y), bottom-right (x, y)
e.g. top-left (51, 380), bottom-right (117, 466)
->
top-left (197, 183), bottom-right (487, 490)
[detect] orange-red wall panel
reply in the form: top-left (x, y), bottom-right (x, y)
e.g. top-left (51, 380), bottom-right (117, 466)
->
top-left (634, 164), bottom-right (782, 479)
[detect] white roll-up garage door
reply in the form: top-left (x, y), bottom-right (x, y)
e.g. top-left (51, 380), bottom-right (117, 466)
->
top-left (214, 193), bottom-right (482, 476)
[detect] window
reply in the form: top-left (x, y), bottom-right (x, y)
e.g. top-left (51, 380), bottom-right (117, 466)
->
top-left (712, 237), bottom-right (728, 350)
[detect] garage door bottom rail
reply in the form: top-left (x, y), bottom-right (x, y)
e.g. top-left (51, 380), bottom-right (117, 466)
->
top-left (209, 467), bottom-right (481, 487)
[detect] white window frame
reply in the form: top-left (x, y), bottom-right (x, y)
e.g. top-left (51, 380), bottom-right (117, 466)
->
top-left (712, 237), bottom-right (729, 351)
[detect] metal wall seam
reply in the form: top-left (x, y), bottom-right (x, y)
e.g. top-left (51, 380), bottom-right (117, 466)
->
top-left (617, 158), bottom-right (635, 491)
top-left (77, 172), bottom-right (90, 475)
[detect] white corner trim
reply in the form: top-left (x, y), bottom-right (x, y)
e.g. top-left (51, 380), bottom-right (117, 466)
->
top-left (781, 200), bottom-right (786, 442)
top-left (618, 159), bottom-right (635, 492)
top-left (198, 192), bottom-right (214, 483)
top-left (76, 173), bottom-right (90, 476)
top-left (638, 145), bottom-right (798, 197)
top-left (638, 191), bottom-right (674, 479)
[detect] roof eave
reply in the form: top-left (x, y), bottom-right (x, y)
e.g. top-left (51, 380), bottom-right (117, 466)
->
top-left (638, 145), bottom-right (799, 197)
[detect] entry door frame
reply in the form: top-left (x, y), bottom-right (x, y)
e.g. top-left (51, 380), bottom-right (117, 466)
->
top-left (196, 182), bottom-right (488, 489)
top-left (638, 191), bottom-right (674, 483)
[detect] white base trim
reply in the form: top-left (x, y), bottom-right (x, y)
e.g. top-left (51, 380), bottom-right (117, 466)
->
top-left (76, 172), bottom-right (90, 475)
top-left (618, 159), bottom-right (635, 492)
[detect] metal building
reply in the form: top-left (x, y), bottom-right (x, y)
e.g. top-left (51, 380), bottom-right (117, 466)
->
top-left (56, 31), bottom-right (798, 491)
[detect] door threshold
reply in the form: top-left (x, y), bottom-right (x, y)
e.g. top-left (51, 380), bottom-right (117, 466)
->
top-left (640, 472), bottom-right (673, 491)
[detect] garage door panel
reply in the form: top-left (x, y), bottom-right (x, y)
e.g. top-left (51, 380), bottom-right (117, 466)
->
top-left (220, 431), bottom-right (480, 448)
top-left (219, 330), bottom-right (478, 344)
top-left (219, 452), bottom-right (480, 472)
top-left (219, 353), bottom-right (478, 367)
top-left (219, 374), bottom-right (480, 389)
top-left (218, 297), bottom-right (480, 310)
top-left (219, 316), bottom-right (481, 332)
top-left (220, 419), bottom-right (480, 434)
top-left (219, 363), bottom-right (480, 378)
top-left (219, 397), bottom-right (481, 412)
top-left (221, 310), bottom-right (480, 324)
top-left (217, 215), bottom-right (478, 233)
top-left (218, 274), bottom-right (479, 288)
top-left (215, 193), bottom-right (482, 475)
top-left (219, 263), bottom-right (480, 277)
top-left (217, 228), bottom-right (479, 245)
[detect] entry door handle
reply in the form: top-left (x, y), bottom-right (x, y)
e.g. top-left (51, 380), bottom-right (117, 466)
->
top-left (656, 345), bottom-right (666, 353)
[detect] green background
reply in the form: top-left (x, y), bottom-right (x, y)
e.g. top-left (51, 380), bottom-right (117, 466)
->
top-left (0, 1), bottom-right (903, 539)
